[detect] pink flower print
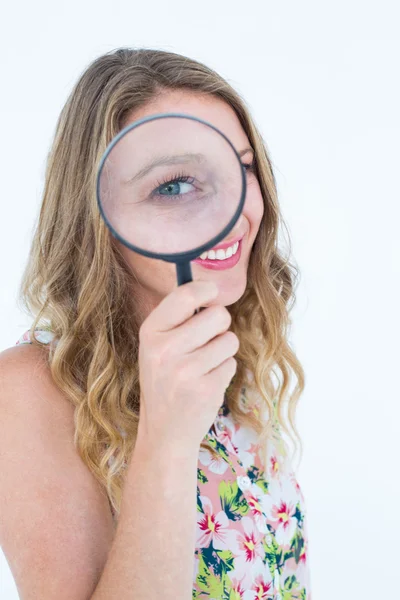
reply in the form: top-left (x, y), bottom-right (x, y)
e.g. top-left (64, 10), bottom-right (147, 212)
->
top-left (225, 578), bottom-right (246, 599)
top-left (16, 331), bottom-right (30, 345)
top-left (214, 415), bottom-right (241, 456)
top-left (238, 516), bottom-right (265, 563)
top-left (262, 480), bottom-right (298, 546)
top-left (199, 445), bottom-right (229, 475)
top-left (296, 537), bottom-right (311, 589)
top-left (240, 483), bottom-right (270, 535)
top-left (299, 538), bottom-right (307, 565)
top-left (196, 495), bottom-right (238, 550)
top-left (280, 536), bottom-right (310, 593)
top-left (289, 471), bottom-right (306, 504)
top-left (230, 422), bottom-right (259, 469)
top-left (227, 518), bottom-right (272, 593)
top-left (228, 573), bottom-right (273, 600)
top-left (242, 564), bottom-right (274, 600)
top-left (225, 552), bottom-right (274, 598)
top-left (274, 499), bottom-right (297, 544)
top-left (270, 455), bottom-right (280, 479)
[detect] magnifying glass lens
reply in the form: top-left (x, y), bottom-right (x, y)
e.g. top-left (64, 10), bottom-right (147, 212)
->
top-left (98, 116), bottom-right (244, 256)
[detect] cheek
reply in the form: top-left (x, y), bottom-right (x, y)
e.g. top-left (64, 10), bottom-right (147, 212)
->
top-left (245, 182), bottom-right (265, 237)
top-left (116, 242), bottom-right (176, 290)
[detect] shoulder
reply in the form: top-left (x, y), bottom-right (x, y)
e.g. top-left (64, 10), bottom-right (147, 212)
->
top-left (1, 338), bottom-right (49, 379)
top-left (2, 325), bottom-right (57, 377)
top-left (0, 330), bottom-right (73, 422)
top-left (0, 332), bottom-right (115, 597)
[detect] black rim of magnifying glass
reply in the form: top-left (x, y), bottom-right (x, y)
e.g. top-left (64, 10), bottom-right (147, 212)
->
top-left (96, 112), bottom-right (247, 265)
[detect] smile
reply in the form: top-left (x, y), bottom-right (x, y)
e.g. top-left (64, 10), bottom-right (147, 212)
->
top-left (198, 240), bottom-right (240, 261)
top-left (192, 237), bottom-right (244, 271)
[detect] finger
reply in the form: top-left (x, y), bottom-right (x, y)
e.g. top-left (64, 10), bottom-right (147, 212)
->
top-left (148, 280), bottom-right (218, 333)
top-left (204, 356), bottom-right (237, 391)
top-left (168, 304), bottom-right (231, 355)
top-left (185, 331), bottom-right (239, 376)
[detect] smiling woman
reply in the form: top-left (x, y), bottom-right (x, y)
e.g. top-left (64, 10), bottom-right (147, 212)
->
top-left (0, 47), bottom-right (310, 600)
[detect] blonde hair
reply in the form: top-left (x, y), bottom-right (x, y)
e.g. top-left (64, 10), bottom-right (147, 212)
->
top-left (19, 47), bottom-right (305, 519)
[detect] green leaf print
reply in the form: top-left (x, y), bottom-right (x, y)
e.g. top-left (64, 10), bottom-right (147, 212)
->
top-left (198, 468), bottom-right (209, 484)
top-left (195, 550), bottom-right (227, 598)
top-left (247, 465), bottom-right (260, 480)
top-left (207, 436), bottom-right (237, 470)
top-left (215, 549), bottom-right (235, 576)
top-left (275, 549), bottom-right (284, 572)
top-left (200, 542), bottom-right (235, 584)
top-left (263, 530), bottom-right (280, 571)
top-left (284, 575), bottom-right (296, 590)
top-left (219, 480), bottom-right (249, 521)
top-left (294, 503), bottom-right (304, 526)
top-left (255, 478), bottom-right (269, 494)
top-left (263, 533), bottom-right (287, 573)
top-left (247, 465), bottom-right (269, 494)
top-left (196, 469), bottom-right (209, 514)
top-left (197, 486), bottom-right (204, 513)
top-left (216, 549), bottom-right (235, 567)
top-left (281, 574), bottom-right (303, 600)
top-left (292, 529), bottom-right (305, 564)
top-left (283, 548), bottom-right (294, 563)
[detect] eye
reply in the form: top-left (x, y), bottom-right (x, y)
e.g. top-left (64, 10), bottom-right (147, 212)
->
top-left (154, 175), bottom-right (196, 196)
top-left (242, 159), bottom-right (256, 174)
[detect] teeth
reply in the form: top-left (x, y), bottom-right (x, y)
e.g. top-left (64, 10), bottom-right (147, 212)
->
top-left (198, 240), bottom-right (240, 261)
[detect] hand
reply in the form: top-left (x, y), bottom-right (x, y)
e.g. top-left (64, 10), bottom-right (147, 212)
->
top-left (136, 280), bottom-right (239, 452)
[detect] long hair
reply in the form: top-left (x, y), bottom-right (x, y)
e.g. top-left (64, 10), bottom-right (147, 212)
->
top-left (19, 47), bottom-right (305, 519)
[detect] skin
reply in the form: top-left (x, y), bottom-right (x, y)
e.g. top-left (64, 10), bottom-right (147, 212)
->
top-left (114, 90), bottom-right (264, 324)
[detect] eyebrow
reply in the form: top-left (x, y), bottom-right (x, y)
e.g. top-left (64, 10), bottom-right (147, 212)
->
top-left (122, 147), bottom-right (255, 185)
top-left (123, 153), bottom-right (206, 185)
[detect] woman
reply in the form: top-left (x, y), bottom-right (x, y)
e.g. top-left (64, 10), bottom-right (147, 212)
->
top-left (0, 47), bottom-right (311, 599)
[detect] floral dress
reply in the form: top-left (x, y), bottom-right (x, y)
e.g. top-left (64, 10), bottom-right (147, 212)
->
top-left (16, 327), bottom-right (312, 599)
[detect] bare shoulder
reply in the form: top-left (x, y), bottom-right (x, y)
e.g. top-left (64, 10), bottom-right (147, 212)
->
top-left (0, 343), bottom-right (78, 444)
top-left (0, 343), bottom-right (116, 600)
top-left (0, 341), bottom-right (71, 413)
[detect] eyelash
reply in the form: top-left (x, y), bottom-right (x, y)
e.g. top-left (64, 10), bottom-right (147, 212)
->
top-left (242, 159), bottom-right (256, 173)
top-left (154, 172), bottom-right (195, 194)
top-left (153, 159), bottom-right (255, 195)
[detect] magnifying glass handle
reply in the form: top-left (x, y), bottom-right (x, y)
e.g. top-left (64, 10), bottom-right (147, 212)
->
top-left (176, 262), bottom-right (206, 316)
top-left (176, 260), bottom-right (193, 286)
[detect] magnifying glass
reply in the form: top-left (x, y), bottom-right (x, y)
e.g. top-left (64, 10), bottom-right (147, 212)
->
top-left (96, 113), bottom-right (246, 307)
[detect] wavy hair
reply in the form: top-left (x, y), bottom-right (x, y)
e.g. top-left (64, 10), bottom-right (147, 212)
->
top-left (19, 47), bottom-right (305, 519)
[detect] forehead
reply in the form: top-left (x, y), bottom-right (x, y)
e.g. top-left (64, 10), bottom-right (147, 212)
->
top-left (123, 89), bottom-right (250, 153)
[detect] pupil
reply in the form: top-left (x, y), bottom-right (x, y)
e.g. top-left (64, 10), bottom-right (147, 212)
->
top-left (161, 182), bottom-right (180, 195)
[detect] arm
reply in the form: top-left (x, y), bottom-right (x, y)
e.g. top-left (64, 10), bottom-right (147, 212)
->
top-left (0, 344), bottom-right (199, 600)
top-left (91, 429), bottom-right (199, 600)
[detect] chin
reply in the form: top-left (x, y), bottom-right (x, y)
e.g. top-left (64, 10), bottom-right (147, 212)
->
top-left (215, 278), bottom-right (247, 307)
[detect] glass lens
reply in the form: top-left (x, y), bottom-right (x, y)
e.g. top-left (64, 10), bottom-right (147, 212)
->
top-left (98, 116), bottom-right (243, 255)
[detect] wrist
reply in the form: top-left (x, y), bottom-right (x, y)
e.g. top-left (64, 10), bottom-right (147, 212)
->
top-left (135, 421), bottom-right (199, 465)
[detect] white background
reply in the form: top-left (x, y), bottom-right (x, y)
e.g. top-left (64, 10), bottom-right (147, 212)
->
top-left (1, 1), bottom-right (399, 598)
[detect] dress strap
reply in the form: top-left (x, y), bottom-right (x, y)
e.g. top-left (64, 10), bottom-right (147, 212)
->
top-left (16, 327), bottom-right (56, 346)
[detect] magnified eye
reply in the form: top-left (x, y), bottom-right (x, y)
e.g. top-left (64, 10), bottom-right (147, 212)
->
top-left (155, 175), bottom-right (196, 196)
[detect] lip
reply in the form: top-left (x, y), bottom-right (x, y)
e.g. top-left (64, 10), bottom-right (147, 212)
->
top-left (208, 234), bottom-right (245, 252)
top-left (193, 237), bottom-right (243, 271)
